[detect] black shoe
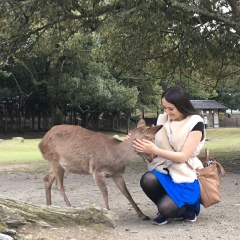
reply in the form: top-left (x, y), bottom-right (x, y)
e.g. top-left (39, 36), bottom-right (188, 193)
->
top-left (152, 213), bottom-right (173, 225)
top-left (182, 209), bottom-right (197, 222)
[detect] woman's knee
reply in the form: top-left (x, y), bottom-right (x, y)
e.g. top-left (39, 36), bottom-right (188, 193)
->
top-left (140, 172), bottom-right (159, 189)
top-left (158, 197), bottom-right (186, 218)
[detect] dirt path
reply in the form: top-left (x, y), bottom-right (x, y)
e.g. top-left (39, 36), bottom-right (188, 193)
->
top-left (0, 159), bottom-right (240, 240)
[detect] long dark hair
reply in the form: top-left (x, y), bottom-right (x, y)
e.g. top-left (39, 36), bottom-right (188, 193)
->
top-left (162, 86), bottom-right (198, 116)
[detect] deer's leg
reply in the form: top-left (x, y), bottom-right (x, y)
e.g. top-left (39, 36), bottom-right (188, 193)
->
top-left (92, 173), bottom-right (110, 210)
top-left (44, 170), bottom-right (56, 205)
top-left (111, 175), bottom-right (150, 220)
top-left (54, 165), bottom-right (72, 207)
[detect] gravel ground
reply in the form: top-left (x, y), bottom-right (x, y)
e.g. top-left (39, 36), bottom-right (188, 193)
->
top-left (0, 158), bottom-right (240, 240)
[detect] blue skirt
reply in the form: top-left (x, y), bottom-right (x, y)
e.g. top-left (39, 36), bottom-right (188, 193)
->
top-left (151, 169), bottom-right (201, 215)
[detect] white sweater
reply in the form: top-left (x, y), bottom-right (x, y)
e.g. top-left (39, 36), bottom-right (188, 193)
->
top-left (148, 113), bottom-right (205, 183)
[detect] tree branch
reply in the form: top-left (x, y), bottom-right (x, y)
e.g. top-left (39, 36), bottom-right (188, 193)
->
top-left (170, 1), bottom-right (240, 35)
top-left (227, 0), bottom-right (240, 20)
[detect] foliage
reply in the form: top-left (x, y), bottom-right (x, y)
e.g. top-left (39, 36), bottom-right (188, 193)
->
top-left (98, 1), bottom-right (240, 98)
top-left (1, 31), bottom-right (139, 126)
top-left (214, 82), bottom-right (240, 110)
top-left (1, 0), bottom-right (240, 121)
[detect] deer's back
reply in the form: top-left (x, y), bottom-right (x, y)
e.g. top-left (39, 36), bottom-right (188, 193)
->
top-left (39, 125), bottom-right (123, 174)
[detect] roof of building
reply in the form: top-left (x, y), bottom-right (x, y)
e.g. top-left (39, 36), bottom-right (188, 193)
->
top-left (190, 100), bottom-right (228, 110)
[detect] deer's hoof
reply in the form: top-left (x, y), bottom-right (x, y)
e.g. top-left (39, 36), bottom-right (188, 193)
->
top-left (142, 216), bottom-right (150, 220)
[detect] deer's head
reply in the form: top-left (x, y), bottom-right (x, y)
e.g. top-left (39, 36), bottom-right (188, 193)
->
top-left (130, 119), bottom-right (163, 162)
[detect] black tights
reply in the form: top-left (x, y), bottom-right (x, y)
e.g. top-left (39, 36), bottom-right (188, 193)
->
top-left (140, 171), bottom-right (186, 218)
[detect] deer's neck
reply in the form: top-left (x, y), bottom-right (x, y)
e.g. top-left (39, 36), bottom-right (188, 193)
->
top-left (115, 139), bottom-right (137, 164)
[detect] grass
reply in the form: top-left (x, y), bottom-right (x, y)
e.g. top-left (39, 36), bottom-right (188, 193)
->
top-left (203, 128), bottom-right (240, 159)
top-left (0, 138), bottom-right (48, 173)
top-left (0, 139), bottom-right (43, 164)
top-left (0, 127), bottom-right (240, 170)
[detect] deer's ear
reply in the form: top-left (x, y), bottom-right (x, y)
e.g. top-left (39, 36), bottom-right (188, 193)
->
top-left (137, 118), bottom-right (146, 127)
top-left (147, 125), bottom-right (163, 134)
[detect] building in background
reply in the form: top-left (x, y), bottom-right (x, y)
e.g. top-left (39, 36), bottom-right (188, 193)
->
top-left (190, 100), bottom-right (228, 128)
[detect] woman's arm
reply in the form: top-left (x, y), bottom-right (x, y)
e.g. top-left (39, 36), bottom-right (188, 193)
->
top-left (133, 130), bottom-right (202, 163)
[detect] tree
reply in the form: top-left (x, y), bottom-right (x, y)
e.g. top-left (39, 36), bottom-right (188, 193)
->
top-left (98, 0), bottom-right (240, 97)
top-left (1, 31), bottom-right (139, 128)
top-left (215, 82), bottom-right (240, 111)
top-left (1, 0), bottom-right (240, 113)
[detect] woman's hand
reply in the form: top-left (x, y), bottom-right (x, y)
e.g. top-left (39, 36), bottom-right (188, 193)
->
top-left (133, 139), bottom-right (157, 154)
top-left (124, 132), bottom-right (131, 140)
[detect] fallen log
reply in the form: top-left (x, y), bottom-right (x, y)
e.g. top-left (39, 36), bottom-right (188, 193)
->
top-left (0, 196), bottom-right (118, 231)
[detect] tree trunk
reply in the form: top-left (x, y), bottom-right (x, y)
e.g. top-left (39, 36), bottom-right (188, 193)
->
top-left (0, 196), bottom-right (118, 231)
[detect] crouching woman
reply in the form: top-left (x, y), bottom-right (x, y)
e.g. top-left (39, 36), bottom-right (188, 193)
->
top-left (133, 86), bottom-right (206, 225)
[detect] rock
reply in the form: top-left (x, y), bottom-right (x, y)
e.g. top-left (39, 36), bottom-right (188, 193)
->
top-left (0, 233), bottom-right (13, 240)
top-left (1, 230), bottom-right (16, 236)
top-left (12, 137), bottom-right (24, 143)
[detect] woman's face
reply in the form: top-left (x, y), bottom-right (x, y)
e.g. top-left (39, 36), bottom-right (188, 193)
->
top-left (162, 97), bottom-right (185, 121)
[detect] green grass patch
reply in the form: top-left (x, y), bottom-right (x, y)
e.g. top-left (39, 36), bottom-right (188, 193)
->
top-left (0, 128), bottom-right (240, 171)
top-left (0, 139), bottom-right (43, 164)
top-left (203, 128), bottom-right (240, 159)
top-left (0, 138), bottom-right (50, 174)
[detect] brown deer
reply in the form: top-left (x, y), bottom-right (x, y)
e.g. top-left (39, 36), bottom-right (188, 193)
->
top-left (38, 120), bottom-right (162, 220)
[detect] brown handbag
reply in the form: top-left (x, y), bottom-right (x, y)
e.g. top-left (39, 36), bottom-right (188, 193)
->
top-left (186, 148), bottom-right (226, 208)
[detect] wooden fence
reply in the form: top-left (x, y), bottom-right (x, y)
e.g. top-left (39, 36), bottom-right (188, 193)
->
top-left (219, 116), bottom-right (240, 127)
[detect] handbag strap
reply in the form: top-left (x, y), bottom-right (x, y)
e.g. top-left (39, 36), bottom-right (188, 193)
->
top-left (185, 148), bottom-right (209, 171)
top-left (212, 161), bottom-right (226, 176)
top-left (185, 148), bottom-right (226, 176)
top-left (185, 161), bottom-right (194, 170)
top-left (205, 148), bottom-right (209, 161)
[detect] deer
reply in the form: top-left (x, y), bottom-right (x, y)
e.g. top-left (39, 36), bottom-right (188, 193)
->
top-left (38, 120), bottom-right (163, 220)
